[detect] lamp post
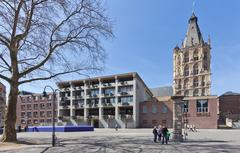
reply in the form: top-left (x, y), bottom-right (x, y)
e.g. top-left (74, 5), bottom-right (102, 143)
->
top-left (43, 85), bottom-right (60, 147)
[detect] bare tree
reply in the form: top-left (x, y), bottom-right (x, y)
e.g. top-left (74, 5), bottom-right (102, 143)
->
top-left (0, 0), bottom-right (113, 142)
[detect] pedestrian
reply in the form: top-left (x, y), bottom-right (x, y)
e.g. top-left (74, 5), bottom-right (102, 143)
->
top-left (115, 124), bottom-right (118, 131)
top-left (193, 124), bottom-right (197, 132)
top-left (189, 124), bottom-right (194, 132)
top-left (161, 126), bottom-right (169, 144)
top-left (24, 124), bottom-right (28, 132)
top-left (157, 125), bottom-right (162, 142)
top-left (152, 126), bottom-right (158, 143)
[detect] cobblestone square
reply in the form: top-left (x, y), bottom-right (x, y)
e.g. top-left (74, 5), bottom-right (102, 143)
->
top-left (1, 129), bottom-right (240, 153)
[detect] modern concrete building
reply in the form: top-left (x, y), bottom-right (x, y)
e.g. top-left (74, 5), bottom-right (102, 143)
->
top-left (57, 72), bottom-right (153, 128)
top-left (173, 13), bottom-right (211, 96)
top-left (0, 82), bottom-right (6, 127)
top-left (16, 92), bottom-right (58, 127)
top-left (139, 95), bottom-right (218, 129)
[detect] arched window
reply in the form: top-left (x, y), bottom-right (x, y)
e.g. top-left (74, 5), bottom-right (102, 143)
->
top-left (184, 78), bottom-right (189, 88)
top-left (201, 76), bottom-right (205, 86)
top-left (193, 49), bottom-right (198, 61)
top-left (184, 65), bottom-right (189, 76)
top-left (204, 51), bottom-right (208, 60)
top-left (184, 90), bottom-right (189, 96)
top-left (193, 64), bottom-right (198, 75)
top-left (202, 88), bottom-right (205, 96)
top-left (184, 52), bottom-right (189, 63)
top-left (178, 80), bottom-right (182, 89)
top-left (193, 77), bottom-right (198, 87)
top-left (204, 64), bottom-right (208, 71)
top-left (193, 89), bottom-right (198, 96)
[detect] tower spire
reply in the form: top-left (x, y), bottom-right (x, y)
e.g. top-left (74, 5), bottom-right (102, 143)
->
top-left (192, 0), bottom-right (196, 13)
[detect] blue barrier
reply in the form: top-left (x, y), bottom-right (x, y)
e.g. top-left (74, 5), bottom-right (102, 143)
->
top-left (27, 125), bottom-right (94, 132)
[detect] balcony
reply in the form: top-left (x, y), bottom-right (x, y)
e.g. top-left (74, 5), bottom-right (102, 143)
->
top-left (118, 81), bottom-right (133, 86)
top-left (102, 82), bottom-right (114, 87)
top-left (103, 93), bottom-right (114, 97)
top-left (119, 92), bottom-right (128, 96)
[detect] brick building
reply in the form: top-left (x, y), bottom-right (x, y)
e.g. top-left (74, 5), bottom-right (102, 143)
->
top-left (218, 92), bottom-right (240, 124)
top-left (139, 95), bottom-right (218, 129)
top-left (0, 82), bottom-right (6, 127)
top-left (16, 91), bottom-right (58, 127)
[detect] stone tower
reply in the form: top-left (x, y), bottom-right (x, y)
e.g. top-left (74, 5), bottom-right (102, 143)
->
top-left (173, 13), bottom-right (211, 96)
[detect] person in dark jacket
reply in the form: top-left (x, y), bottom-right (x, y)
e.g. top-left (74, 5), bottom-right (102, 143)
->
top-left (152, 126), bottom-right (158, 143)
top-left (161, 126), bottom-right (169, 144)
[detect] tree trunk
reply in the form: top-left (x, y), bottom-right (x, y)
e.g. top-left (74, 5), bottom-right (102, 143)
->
top-left (1, 81), bottom-right (19, 142)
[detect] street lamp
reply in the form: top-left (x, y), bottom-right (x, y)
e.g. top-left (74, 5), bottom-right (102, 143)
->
top-left (43, 85), bottom-right (61, 147)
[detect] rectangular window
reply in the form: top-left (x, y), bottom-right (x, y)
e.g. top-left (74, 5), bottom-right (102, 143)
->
top-left (197, 99), bottom-right (208, 112)
top-left (162, 105), bottom-right (168, 113)
top-left (183, 100), bottom-right (189, 112)
top-left (33, 112), bottom-right (38, 117)
top-left (143, 105), bottom-right (148, 114)
top-left (40, 111), bottom-right (45, 117)
top-left (33, 104), bottom-right (38, 110)
top-left (21, 105), bottom-right (26, 110)
top-left (27, 112), bottom-right (32, 118)
top-left (47, 111), bottom-right (52, 117)
top-left (21, 112), bottom-right (25, 118)
top-left (162, 119), bottom-right (167, 125)
top-left (27, 104), bottom-right (32, 110)
top-left (152, 120), bottom-right (157, 125)
top-left (152, 104), bottom-right (157, 113)
top-left (40, 103), bottom-right (45, 109)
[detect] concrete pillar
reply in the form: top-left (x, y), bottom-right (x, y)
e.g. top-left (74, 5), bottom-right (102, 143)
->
top-left (70, 82), bottom-right (73, 117)
top-left (115, 76), bottom-right (119, 119)
top-left (172, 96), bottom-right (184, 142)
top-left (132, 74), bottom-right (137, 128)
top-left (83, 81), bottom-right (88, 122)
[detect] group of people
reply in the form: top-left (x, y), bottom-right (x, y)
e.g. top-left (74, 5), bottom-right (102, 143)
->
top-left (187, 124), bottom-right (197, 132)
top-left (152, 125), bottom-right (170, 144)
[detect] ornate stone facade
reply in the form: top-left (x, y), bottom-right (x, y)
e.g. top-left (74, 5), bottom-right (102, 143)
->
top-left (173, 13), bottom-right (211, 96)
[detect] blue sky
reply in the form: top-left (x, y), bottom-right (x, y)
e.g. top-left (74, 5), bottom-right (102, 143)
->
top-left (18, 0), bottom-right (240, 95)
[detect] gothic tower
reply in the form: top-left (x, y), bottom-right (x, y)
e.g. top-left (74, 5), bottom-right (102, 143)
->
top-left (173, 13), bottom-right (211, 96)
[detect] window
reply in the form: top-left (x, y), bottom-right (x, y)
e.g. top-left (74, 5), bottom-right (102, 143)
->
top-left (184, 52), bottom-right (189, 63)
top-left (47, 103), bottom-right (52, 109)
top-left (193, 77), bottom-right (198, 87)
top-left (40, 119), bottom-right (44, 123)
top-left (118, 96), bottom-right (133, 103)
top-left (34, 104), bottom-right (38, 110)
top-left (152, 104), bottom-right (157, 113)
top-left (204, 51), bottom-right (208, 60)
top-left (184, 90), bottom-right (189, 96)
top-left (46, 119), bottom-right (52, 123)
top-left (204, 64), bottom-right (208, 71)
top-left (193, 89), bottom-right (199, 96)
top-left (40, 111), bottom-right (45, 117)
top-left (40, 103), bottom-right (45, 109)
top-left (118, 86), bottom-right (133, 93)
top-left (197, 99), bottom-right (208, 112)
top-left (184, 78), bottom-right (189, 88)
top-left (33, 112), bottom-right (38, 117)
top-left (143, 105), bottom-right (148, 114)
top-left (162, 105), bottom-right (168, 113)
top-left (162, 120), bottom-right (167, 125)
top-left (21, 105), bottom-right (26, 110)
top-left (193, 64), bottom-right (198, 75)
top-left (33, 120), bottom-right (38, 124)
top-left (193, 50), bottom-right (198, 61)
top-left (201, 76), bottom-right (205, 86)
top-left (102, 88), bottom-right (115, 95)
top-left (47, 111), bottom-right (52, 117)
top-left (27, 112), bottom-right (32, 118)
top-left (201, 88), bottom-right (205, 96)
top-left (21, 112), bottom-right (25, 118)
top-left (27, 104), bottom-right (32, 110)
top-left (152, 120), bottom-right (157, 125)
top-left (183, 100), bottom-right (189, 112)
top-left (184, 65), bottom-right (189, 76)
